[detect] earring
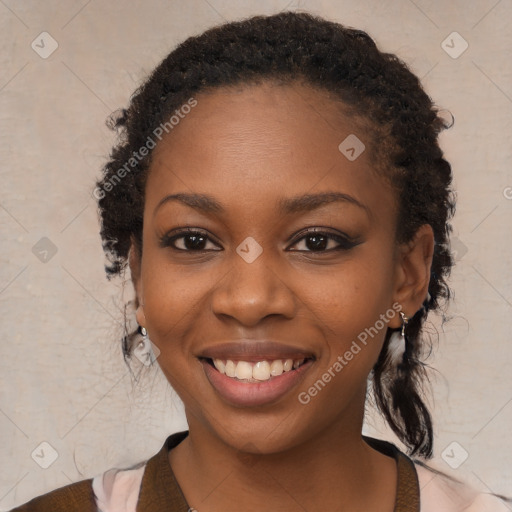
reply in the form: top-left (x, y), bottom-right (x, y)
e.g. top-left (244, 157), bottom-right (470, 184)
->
top-left (423, 291), bottom-right (431, 312)
top-left (133, 325), bottom-right (160, 366)
top-left (387, 311), bottom-right (409, 367)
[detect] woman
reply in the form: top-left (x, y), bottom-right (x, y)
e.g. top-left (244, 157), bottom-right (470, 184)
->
top-left (11, 11), bottom-right (510, 512)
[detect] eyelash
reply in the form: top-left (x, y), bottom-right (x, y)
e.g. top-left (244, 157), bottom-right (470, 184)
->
top-left (159, 228), bottom-right (360, 253)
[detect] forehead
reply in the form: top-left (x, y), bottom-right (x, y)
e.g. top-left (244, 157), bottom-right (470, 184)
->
top-left (146, 82), bottom-right (395, 221)
top-left (152, 81), bottom-right (359, 165)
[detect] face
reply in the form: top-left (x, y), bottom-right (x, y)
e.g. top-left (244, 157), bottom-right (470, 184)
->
top-left (132, 82), bottom-right (424, 454)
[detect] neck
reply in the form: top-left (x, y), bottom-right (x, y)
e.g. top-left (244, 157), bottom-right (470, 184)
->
top-left (169, 410), bottom-right (397, 511)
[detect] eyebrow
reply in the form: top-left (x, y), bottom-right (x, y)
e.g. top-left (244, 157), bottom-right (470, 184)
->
top-left (154, 191), bottom-right (370, 218)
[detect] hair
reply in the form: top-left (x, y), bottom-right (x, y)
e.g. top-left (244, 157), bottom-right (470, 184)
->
top-left (95, 11), bottom-right (455, 458)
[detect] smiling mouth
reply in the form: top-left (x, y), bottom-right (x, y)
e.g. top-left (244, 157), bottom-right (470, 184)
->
top-left (201, 357), bottom-right (313, 382)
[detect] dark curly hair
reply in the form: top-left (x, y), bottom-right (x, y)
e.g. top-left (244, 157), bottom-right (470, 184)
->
top-left (95, 11), bottom-right (455, 459)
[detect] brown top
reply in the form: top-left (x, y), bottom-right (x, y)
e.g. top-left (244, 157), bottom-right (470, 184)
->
top-left (10, 431), bottom-right (420, 511)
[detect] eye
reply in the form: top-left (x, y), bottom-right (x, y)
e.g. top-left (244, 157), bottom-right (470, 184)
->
top-left (159, 229), bottom-right (222, 251)
top-left (288, 228), bottom-right (360, 252)
top-left (159, 227), bottom-right (360, 253)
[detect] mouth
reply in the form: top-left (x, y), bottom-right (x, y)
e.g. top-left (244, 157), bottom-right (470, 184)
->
top-left (199, 351), bottom-right (316, 407)
top-left (201, 356), bottom-right (313, 382)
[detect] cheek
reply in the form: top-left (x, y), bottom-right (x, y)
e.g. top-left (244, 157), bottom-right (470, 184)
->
top-left (140, 264), bottom-right (203, 402)
top-left (139, 251), bottom-right (224, 367)
top-left (141, 239), bottom-right (396, 342)
top-left (305, 253), bottom-right (395, 330)
top-left (142, 273), bottom-right (204, 346)
top-left (300, 250), bottom-right (396, 377)
top-left (292, 271), bottom-right (396, 423)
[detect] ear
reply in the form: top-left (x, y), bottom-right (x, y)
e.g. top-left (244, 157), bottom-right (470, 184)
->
top-left (389, 224), bottom-right (434, 327)
top-left (128, 237), bottom-right (146, 327)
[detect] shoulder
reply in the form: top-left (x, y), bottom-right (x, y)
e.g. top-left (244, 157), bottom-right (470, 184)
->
top-left (10, 431), bottom-right (190, 512)
top-left (92, 431), bottom-right (189, 511)
top-left (9, 462), bottom-right (148, 512)
top-left (415, 461), bottom-right (511, 512)
top-left (92, 461), bottom-right (147, 512)
top-left (9, 479), bottom-right (96, 512)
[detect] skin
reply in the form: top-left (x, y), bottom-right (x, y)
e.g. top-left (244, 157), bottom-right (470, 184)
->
top-left (130, 81), bottom-right (433, 511)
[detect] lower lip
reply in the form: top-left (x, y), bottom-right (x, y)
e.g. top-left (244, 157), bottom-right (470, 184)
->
top-left (201, 359), bottom-right (314, 407)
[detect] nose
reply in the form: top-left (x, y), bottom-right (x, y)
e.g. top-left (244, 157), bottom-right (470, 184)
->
top-left (210, 247), bottom-right (297, 327)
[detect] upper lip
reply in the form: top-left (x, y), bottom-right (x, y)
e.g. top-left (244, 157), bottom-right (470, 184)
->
top-left (198, 341), bottom-right (316, 362)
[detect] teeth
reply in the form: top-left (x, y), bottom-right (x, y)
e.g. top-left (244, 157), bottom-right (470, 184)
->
top-left (235, 361), bottom-right (253, 380)
top-left (293, 358), bottom-right (304, 369)
top-left (269, 359), bottom-right (283, 376)
top-left (211, 357), bottom-right (307, 381)
top-left (283, 359), bottom-right (293, 372)
top-left (213, 359), bottom-right (225, 374)
top-left (225, 360), bottom-right (236, 378)
top-left (253, 361), bottom-right (271, 381)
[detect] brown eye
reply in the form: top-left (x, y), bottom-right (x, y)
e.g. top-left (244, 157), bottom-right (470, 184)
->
top-left (288, 229), bottom-right (360, 252)
top-left (159, 229), bottom-right (222, 251)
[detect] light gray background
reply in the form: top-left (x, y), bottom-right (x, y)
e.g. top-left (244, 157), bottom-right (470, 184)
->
top-left (1, 0), bottom-right (511, 508)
